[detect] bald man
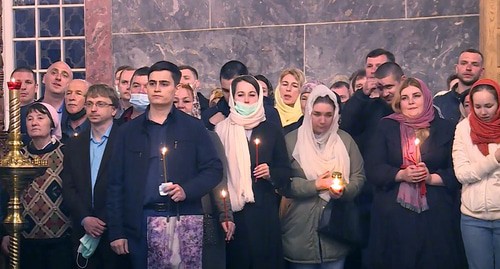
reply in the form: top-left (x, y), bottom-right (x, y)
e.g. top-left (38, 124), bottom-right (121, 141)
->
top-left (41, 61), bottom-right (74, 119)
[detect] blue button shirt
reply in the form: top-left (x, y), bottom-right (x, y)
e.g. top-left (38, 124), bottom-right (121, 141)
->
top-left (90, 124), bottom-right (112, 205)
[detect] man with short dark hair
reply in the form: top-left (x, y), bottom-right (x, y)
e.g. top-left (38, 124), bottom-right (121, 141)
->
top-left (201, 60), bottom-right (281, 130)
top-left (330, 81), bottom-right (351, 104)
top-left (115, 65), bottom-right (132, 91)
top-left (107, 61), bottom-right (222, 269)
top-left (179, 65), bottom-right (209, 112)
top-left (11, 67), bottom-right (38, 144)
top-left (434, 49), bottom-right (484, 125)
top-left (118, 67), bottom-right (150, 124)
top-left (115, 66), bottom-right (136, 118)
top-left (363, 48), bottom-right (396, 98)
top-left (340, 58), bottom-right (404, 269)
top-left (340, 51), bottom-right (401, 154)
top-left (12, 67), bottom-right (38, 106)
top-left (374, 62), bottom-right (405, 105)
top-left (62, 84), bottom-right (125, 269)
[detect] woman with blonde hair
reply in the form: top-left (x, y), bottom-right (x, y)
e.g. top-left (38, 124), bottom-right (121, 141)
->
top-left (209, 87), bottom-right (224, 108)
top-left (274, 68), bottom-right (305, 134)
top-left (366, 77), bottom-right (465, 269)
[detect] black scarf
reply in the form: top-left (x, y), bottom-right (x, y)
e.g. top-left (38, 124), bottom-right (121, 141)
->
top-left (67, 108), bottom-right (86, 121)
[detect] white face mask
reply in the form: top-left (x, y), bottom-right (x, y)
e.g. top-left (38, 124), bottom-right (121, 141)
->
top-left (234, 101), bottom-right (259, 116)
top-left (129, 93), bottom-right (150, 112)
top-left (76, 234), bottom-right (101, 268)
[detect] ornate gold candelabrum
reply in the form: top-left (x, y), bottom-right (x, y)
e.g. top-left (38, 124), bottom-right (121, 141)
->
top-left (0, 80), bottom-right (47, 269)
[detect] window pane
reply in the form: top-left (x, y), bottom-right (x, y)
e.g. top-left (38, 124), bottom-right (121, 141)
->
top-left (39, 8), bottom-right (61, 37)
top-left (64, 7), bottom-right (84, 36)
top-left (40, 40), bottom-right (61, 69)
top-left (64, 39), bottom-right (85, 68)
top-left (39, 0), bottom-right (60, 4)
top-left (15, 9), bottom-right (35, 38)
top-left (73, 72), bottom-right (86, 80)
top-left (13, 0), bottom-right (35, 6)
top-left (15, 41), bottom-right (36, 68)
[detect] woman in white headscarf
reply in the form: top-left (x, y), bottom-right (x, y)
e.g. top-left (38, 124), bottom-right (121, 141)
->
top-left (281, 85), bottom-right (365, 269)
top-left (215, 75), bottom-right (291, 269)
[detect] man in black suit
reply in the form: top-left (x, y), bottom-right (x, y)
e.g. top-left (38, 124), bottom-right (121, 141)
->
top-left (62, 84), bottom-right (127, 269)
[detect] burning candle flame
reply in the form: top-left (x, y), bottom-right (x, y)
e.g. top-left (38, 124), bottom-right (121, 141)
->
top-left (331, 176), bottom-right (343, 192)
top-left (161, 147), bottom-right (168, 156)
top-left (415, 138), bottom-right (420, 146)
top-left (221, 189), bottom-right (227, 198)
top-left (254, 138), bottom-right (260, 145)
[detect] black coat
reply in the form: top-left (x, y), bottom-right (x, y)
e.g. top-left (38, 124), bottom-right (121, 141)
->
top-left (224, 121), bottom-right (291, 269)
top-left (365, 117), bottom-right (466, 269)
top-left (62, 126), bottom-right (118, 230)
top-left (107, 108), bottom-right (223, 241)
top-left (339, 90), bottom-right (393, 155)
top-left (62, 125), bottom-right (129, 269)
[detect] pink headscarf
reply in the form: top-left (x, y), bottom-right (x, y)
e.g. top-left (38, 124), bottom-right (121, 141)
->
top-left (38, 102), bottom-right (62, 140)
top-left (385, 78), bottom-right (435, 213)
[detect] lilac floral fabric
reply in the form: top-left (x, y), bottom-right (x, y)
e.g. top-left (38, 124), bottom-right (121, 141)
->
top-left (147, 215), bottom-right (203, 269)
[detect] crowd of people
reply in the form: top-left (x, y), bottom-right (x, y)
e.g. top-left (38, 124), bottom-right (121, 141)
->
top-left (0, 47), bottom-right (498, 269)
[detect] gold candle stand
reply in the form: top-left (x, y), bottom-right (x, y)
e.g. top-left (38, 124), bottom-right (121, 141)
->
top-left (0, 82), bottom-right (47, 269)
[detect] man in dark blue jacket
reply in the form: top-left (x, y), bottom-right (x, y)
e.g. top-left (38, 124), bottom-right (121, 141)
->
top-left (107, 61), bottom-right (223, 269)
top-left (434, 49), bottom-right (484, 126)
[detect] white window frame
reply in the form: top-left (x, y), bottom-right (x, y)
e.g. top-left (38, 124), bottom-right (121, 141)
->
top-left (2, 0), bottom-right (85, 130)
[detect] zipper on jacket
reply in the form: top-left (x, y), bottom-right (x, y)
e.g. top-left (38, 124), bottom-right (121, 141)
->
top-left (318, 234), bottom-right (324, 263)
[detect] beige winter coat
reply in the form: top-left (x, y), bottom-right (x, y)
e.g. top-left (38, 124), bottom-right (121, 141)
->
top-left (452, 118), bottom-right (500, 220)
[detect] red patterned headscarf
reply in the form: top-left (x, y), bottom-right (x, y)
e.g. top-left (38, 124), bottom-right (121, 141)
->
top-left (385, 78), bottom-right (434, 213)
top-left (469, 78), bottom-right (500, 156)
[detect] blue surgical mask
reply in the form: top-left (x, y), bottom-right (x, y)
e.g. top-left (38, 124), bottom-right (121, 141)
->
top-left (234, 101), bottom-right (259, 116)
top-left (130, 93), bottom-right (150, 112)
top-left (76, 234), bottom-right (101, 268)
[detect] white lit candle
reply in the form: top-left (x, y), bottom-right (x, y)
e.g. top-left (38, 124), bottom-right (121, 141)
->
top-left (161, 146), bottom-right (168, 183)
top-left (414, 138), bottom-right (421, 164)
top-left (221, 190), bottom-right (229, 230)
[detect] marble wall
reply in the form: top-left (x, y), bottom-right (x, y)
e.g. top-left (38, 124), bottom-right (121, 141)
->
top-left (111, 0), bottom-right (479, 95)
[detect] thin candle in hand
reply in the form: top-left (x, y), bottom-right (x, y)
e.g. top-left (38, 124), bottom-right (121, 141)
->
top-left (161, 147), bottom-right (168, 183)
top-left (414, 138), bottom-right (421, 164)
top-left (254, 138), bottom-right (261, 183)
top-left (254, 138), bottom-right (260, 165)
top-left (221, 189), bottom-right (229, 234)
